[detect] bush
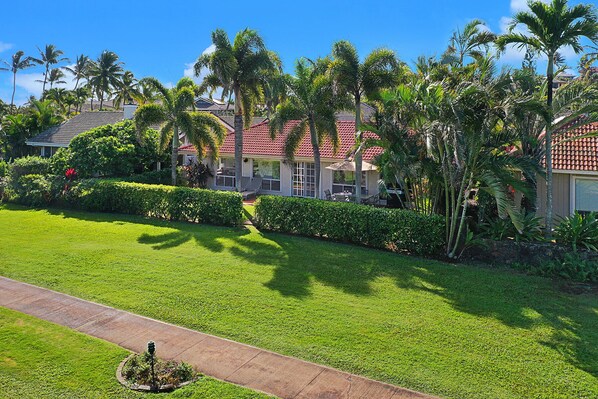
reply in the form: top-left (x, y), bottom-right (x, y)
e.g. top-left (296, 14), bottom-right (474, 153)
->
top-left (69, 180), bottom-right (242, 226)
top-left (524, 252), bottom-right (598, 282)
top-left (555, 211), bottom-right (598, 252)
top-left (66, 120), bottom-right (167, 178)
top-left (254, 196), bottom-right (445, 256)
top-left (480, 213), bottom-right (544, 243)
top-left (13, 174), bottom-right (58, 207)
top-left (8, 156), bottom-right (51, 181)
top-left (122, 352), bottom-right (196, 388)
top-left (0, 160), bottom-right (8, 177)
top-left (49, 147), bottom-right (72, 175)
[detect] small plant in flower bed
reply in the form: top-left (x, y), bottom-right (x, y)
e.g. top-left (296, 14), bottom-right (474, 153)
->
top-left (122, 351), bottom-right (196, 388)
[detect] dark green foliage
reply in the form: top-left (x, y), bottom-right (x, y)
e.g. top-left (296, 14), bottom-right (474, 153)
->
top-left (254, 195), bottom-right (445, 256)
top-left (8, 156), bottom-right (51, 180)
top-left (70, 180), bottom-right (242, 226)
top-left (183, 161), bottom-right (213, 188)
top-left (13, 174), bottom-right (53, 207)
top-left (0, 160), bottom-right (8, 177)
top-left (49, 147), bottom-right (71, 175)
top-left (519, 252), bottom-right (598, 282)
top-left (555, 211), bottom-right (598, 252)
top-left (65, 120), bottom-right (164, 178)
top-left (481, 213), bottom-right (544, 243)
top-left (122, 352), bottom-right (195, 387)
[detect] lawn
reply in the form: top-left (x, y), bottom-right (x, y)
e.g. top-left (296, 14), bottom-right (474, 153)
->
top-left (0, 306), bottom-right (270, 399)
top-left (1, 204), bottom-right (597, 399)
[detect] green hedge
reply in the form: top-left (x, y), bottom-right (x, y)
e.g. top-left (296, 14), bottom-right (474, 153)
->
top-left (69, 180), bottom-right (242, 226)
top-left (254, 196), bottom-right (445, 256)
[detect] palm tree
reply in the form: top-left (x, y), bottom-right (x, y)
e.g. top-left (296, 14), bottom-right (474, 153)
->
top-left (32, 44), bottom-right (68, 94)
top-left (113, 71), bottom-right (140, 109)
top-left (442, 20), bottom-right (497, 66)
top-left (496, 0), bottom-right (598, 235)
top-left (0, 50), bottom-right (35, 111)
top-left (88, 51), bottom-right (124, 110)
top-left (330, 40), bottom-right (397, 203)
top-left (270, 58), bottom-right (340, 199)
top-left (73, 86), bottom-right (91, 113)
top-left (46, 68), bottom-right (67, 89)
top-left (194, 28), bottom-right (277, 191)
top-left (64, 55), bottom-right (91, 90)
top-left (134, 77), bottom-right (227, 185)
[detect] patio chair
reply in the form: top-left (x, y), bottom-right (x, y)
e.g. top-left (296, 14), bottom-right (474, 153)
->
top-left (361, 194), bottom-right (380, 206)
top-left (324, 189), bottom-right (332, 200)
top-left (242, 177), bottom-right (263, 200)
top-left (239, 176), bottom-right (251, 192)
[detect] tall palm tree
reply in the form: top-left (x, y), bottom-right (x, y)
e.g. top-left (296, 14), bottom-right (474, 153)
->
top-left (0, 50), bottom-right (35, 111)
top-left (496, 0), bottom-right (598, 235)
top-left (113, 71), bottom-right (140, 109)
top-left (134, 77), bottom-right (227, 185)
top-left (73, 86), bottom-right (91, 113)
top-left (32, 44), bottom-right (68, 94)
top-left (270, 58), bottom-right (340, 199)
top-left (194, 28), bottom-right (277, 191)
top-left (134, 79), bottom-right (159, 105)
top-left (64, 54), bottom-right (91, 91)
top-left (88, 50), bottom-right (124, 110)
top-left (330, 40), bottom-right (397, 203)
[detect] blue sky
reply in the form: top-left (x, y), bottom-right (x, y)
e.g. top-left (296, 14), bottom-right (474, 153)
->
top-left (0, 0), bottom-right (593, 105)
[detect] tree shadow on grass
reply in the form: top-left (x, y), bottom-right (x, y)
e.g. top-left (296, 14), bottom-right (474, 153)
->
top-left (4, 203), bottom-right (596, 378)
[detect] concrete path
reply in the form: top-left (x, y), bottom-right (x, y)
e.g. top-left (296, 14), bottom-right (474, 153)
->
top-left (0, 276), bottom-right (438, 399)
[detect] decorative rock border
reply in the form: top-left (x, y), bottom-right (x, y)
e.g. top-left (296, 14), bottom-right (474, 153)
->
top-left (116, 354), bottom-right (197, 393)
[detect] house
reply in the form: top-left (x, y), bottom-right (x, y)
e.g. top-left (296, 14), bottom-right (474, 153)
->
top-left (536, 122), bottom-right (598, 217)
top-left (179, 120), bottom-right (383, 199)
top-left (26, 104), bottom-right (138, 157)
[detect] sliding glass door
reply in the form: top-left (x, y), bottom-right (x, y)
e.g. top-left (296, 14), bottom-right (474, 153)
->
top-left (292, 162), bottom-right (316, 198)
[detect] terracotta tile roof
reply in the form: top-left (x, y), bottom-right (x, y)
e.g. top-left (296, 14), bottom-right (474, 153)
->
top-left (179, 120), bottom-right (382, 161)
top-left (553, 122), bottom-right (598, 171)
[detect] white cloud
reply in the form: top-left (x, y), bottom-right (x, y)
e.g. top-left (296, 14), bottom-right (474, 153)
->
top-left (0, 41), bottom-right (12, 53)
top-left (15, 65), bottom-right (77, 98)
top-left (184, 44), bottom-right (223, 98)
top-left (510, 0), bottom-right (548, 13)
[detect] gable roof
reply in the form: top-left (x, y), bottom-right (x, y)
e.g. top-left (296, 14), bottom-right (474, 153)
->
top-left (27, 111), bottom-right (124, 147)
top-left (553, 121), bottom-right (598, 172)
top-left (180, 120), bottom-right (383, 161)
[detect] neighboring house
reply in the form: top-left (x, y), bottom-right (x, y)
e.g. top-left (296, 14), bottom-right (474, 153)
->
top-left (26, 104), bottom-right (137, 157)
top-left (537, 122), bottom-right (598, 218)
top-left (179, 120), bottom-right (383, 198)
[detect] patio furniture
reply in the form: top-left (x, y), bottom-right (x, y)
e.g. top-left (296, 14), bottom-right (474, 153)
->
top-left (361, 194), bottom-right (380, 206)
top-left (240, 176), bottom-right (251, 191)
top-left (242, 177), bottom-right (263, 200)
top-left (324, 189), bottom-right (332, 200)
top-left (331, 191), bottom-right (354, 202)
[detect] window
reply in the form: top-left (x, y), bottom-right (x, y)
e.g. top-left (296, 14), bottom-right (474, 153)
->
top-left (574, 178), bottom-right (598, 214)
top-left (215, 158), bottom-right (236, 187)
top-left (42, 146), bottom-right (58, 158)
top-left (332, 171), bottom-right (366, 194)
top-left (292, 162), bottom-right (316, 198)
top-left (253, 160), bottom-right (281, 191)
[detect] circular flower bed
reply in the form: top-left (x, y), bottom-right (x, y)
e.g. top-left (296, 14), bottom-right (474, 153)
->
top-left (117, 352), bottom-right (197, 392)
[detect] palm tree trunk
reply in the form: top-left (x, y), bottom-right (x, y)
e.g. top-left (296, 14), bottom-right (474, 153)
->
top-left (233, 85), bottom-right (243, 192)
top-left (171, 126), bottom-right (179, 186)
top-left (42, 66), bottom-right (49, 95)
top-left (354, 95), bottom-right (362, 203)
top-left (99, 92), bottom-right (104, 111)
top-left (309, 117), bottom-right (321, 199)
top-left (545, 55), bottom-right (555, 238)
top-left (10, 71), bottom-right (16, 111)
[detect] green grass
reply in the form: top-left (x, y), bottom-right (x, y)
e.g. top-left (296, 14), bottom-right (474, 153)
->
top-left (0, 306), bottom-right (270, 399)
top-left (0, 204), bottom-right (597, 399)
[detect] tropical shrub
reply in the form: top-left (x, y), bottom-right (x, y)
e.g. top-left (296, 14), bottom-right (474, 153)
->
top-left (8, 156), bottom-right (51, 181)
top-left (0, 160), bottom-right (8, 177)
top-left (254, 195), bottom-right (445, 256)
top-left (69, 180), bottom-right (242, 226)
top-left (122, 352), bottom-right (195, 388)
top-left (49, 147), bottom-right (72, 175)
top-left (183, 161), bottom-right (213, 188)
top-left (480, 213), bottom-right (544, 243)
top-left (524, 253), bottom-right (598, 283)
top-left (555, 212), bottom-right (598, 252)
top-left (13, 174), bottom-right (54, 206)
top-left (64, 120), bottom-right (165, 177)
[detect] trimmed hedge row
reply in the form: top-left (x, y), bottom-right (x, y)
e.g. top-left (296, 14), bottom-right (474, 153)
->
top-left (67, 180), bottom-right (243, 226)
top-left (254, 196), bottom-right (445, 256)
